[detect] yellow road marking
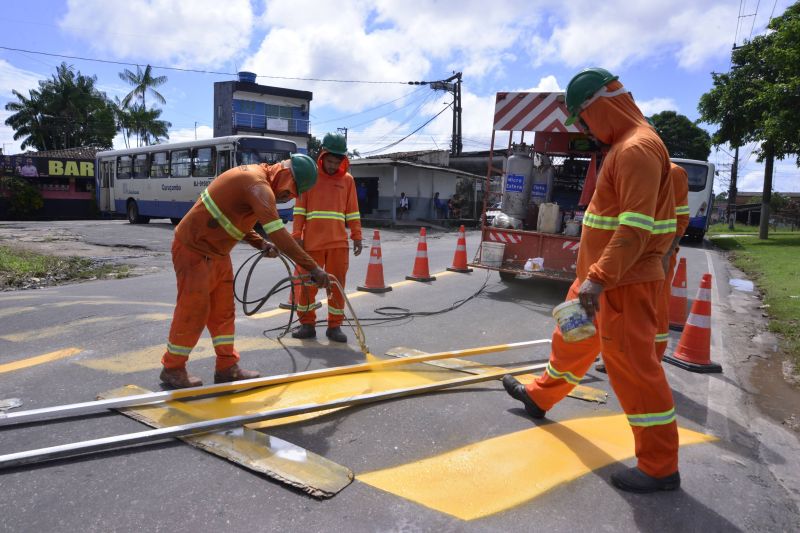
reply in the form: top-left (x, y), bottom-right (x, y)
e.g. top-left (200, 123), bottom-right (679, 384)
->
top-left (0, 313), bottom-right (172, 343)
top-left (0, 300), bottom-right (172, 320)
top-left (0, 347), bottom-right (83, 374)
top-left (358, 414), bottom-right (716, 520)
top-left (245, 270), bottom-right (455, 321)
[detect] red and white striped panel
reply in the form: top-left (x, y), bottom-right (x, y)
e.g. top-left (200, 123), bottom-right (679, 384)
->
top-left (561, 240), bottom-right (580, 252)
top-left (487, 231), bottom-right (522, 244)
top-left (493, 92), bottom-right (582, 133)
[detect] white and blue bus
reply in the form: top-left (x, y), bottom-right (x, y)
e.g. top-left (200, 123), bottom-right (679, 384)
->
top-left (95, 135), bottom-right (298, 224)
top-left (671, 158), bottom-right (715, 241)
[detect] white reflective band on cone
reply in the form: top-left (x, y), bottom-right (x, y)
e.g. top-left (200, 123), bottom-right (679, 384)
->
top-left (686, 313), bottom-right (711, 329)
top-left (416, 252), bottom-right (428, 258)
top-left (696, 288), bottom-right (712, 301)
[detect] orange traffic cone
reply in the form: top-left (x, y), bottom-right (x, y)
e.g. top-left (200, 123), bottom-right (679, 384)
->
top-left (663, 273), bottom-right (722, 373)
top-left (447, 225), bottom-right (473, 273)
top-left (406, 227), bottom-right (436, 282)
top-left (668, 258), bottom-right (688, 331)
top-left (279, 267), bottom-right (322, 310)
top-left (357, 230), bottom-right (392, 293)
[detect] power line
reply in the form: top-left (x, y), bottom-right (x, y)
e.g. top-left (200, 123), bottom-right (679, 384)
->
top-left (359, 103), bottom-right (453, 156)
top-left (749, 0), bottom-right (762, 40)
top-left (312, 86), bottom-right (428, 126)
top-left (0, 45), bottom-right (411, 84)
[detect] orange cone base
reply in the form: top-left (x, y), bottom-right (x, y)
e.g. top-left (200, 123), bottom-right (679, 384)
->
top-left (357, 285), bottom-right (393, 293)
top-left (446, 266), bottom-right (473, 273)
top-left (663, 353), bottom-right (722, 374)
top-left (406, 275), bottom-right (436, 282)
top-left (668, 323), bottom-right (685, 332)
top-left (278, 301), bottom-right (322, 311)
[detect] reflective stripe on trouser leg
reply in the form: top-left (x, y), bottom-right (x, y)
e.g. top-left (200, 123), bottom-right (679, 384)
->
top-left (655, 253), bottom-right (677, 361)
top-left (324, 247), bottom-right (350, 328)
top-left (527, 278), bottom-right (600, 410)
top-left (162, 239), bottom-right (212, 370)
top-left (296, 249), bottom-right (324, 325)
top-left (207, 254), bottom-right (240, 371)
top-left (600, 281), bottom-right (679, 478)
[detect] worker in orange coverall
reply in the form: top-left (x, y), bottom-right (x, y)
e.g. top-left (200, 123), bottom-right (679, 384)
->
top-left (290, 133), bottom-right (363, 343)
top-left (160, 154), bottom-right (330, 389)
top-left (502, 68), bottom-right (681, 493)
top-left (656, 163), bottom-right (690, 360)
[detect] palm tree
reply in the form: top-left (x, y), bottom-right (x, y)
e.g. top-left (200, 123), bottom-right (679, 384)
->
top-left (5, 88), bottom-right (49, 150)
top-left (118, 65), bottom-right (167, 111)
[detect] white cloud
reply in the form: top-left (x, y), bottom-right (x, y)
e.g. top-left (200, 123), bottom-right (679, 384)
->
top-left (525, 0), bottom-right (738, 70)
top-left (60, 0), bottom-right (253, 67)
top-left (167, 125), bottom-right (214, 144)
top-left (637, 97), bottom-right (679, 116)
top-left (0, 61), bottom-right (42, 99)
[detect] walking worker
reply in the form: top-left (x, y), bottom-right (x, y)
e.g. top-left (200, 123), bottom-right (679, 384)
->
top-left (160, 154), bottom-right (330, 389)
top-left (291, 133), bottom-right (363, 343)
top-left (656, 162), bottom-right (690, 360)
top-left (502, 67), bottom-right (680, 493)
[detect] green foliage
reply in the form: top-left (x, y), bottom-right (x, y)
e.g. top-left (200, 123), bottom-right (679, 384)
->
top-left (306, 135), bottom-right (322, 159)
top-left (0, 176), bottom-right (43, 218)
top-left (649, 110), bottom-right (712, 160)
top-left (4, 63), bottom-right (116, 150)
top-left (116, 65), bottom-right (170, 147)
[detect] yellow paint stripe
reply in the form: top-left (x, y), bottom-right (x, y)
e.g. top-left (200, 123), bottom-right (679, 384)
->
top-left (0, 300), bottom-right (172, 320)
top-left (358, 414), bottom-right (716, 521)
top-left (246, 270), bottom-right (456, 321)
top-left (0, 347), bottom-right (82, 374)
top-left (0, 313), bottom-right (172, 343)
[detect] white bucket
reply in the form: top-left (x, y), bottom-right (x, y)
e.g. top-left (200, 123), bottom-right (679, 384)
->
top-left (552, 299), bottom-right (596, 342)
top-left (481, 242), bottom-right (505, 267)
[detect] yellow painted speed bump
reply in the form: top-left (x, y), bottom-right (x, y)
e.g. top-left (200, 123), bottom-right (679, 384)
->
top-left (359, 414), bottom-right (715, 520)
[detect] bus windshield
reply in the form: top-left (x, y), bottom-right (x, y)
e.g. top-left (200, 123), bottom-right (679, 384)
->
top-left (235, 138), bottom-right (295, 166)
top-left (677, 162), bottom-right (709, 193)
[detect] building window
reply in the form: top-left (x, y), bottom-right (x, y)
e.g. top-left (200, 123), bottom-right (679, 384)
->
top-left (232, 99), bottom-right (309, 134)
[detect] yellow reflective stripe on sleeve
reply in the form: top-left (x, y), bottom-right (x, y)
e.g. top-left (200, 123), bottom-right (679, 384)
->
top-left (212, 335), bottom-right (235, 347)
top-left (652, 218), bottom-right (677, 234)
top-left (167, 342), bottom-right (193, 356)
top-left (545, 362), bottom-right (582, 385)
top-left (655, 333), bottom-right (670, 343)
top-left (306, 210), bottom-right (346, 221)
top-left (345, 211), bottom-right (361, 221)
top-left (583, 212), bottom-right (619, 231)
top-left (676, 205), bottom-right (690, 215)
top-left (262, 219), bottom-right (285, 233)
top-left (627, 407), bottom-right (676, 427)
top-left (200, 189), bottom-right (245, 240)
top-left (619, 211), bottom-right (655, 232)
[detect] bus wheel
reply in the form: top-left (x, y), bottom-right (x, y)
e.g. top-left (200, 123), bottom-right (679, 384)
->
top-left (127, 200), bottom-right (150, 224)
top-left (170, 218), bottom-right (182, 226)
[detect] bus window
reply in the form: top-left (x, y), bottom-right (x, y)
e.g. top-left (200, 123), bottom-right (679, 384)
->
top-left (150, 152), bottom-right (169, 177)
top-left (235, 137), bottom-right (294, 166)
top-left (133, 154), bottom-right (149, 179)
top-left (677, 162), bottom-right (709, 192)
top-left (117, 156), bottom-right (132, 179)
top-left (217, 150), bottom-right (231, 175)
top-left (171, 150), bottom-right (191, 177)
top-left (193, 147), bottom-right (215, 177)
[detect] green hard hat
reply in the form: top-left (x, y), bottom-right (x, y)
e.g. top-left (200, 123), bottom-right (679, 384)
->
top-left (564, 67), bottom-right (619, 126)
top-left (290, 153), bottom-right (318, 193)
top-left (321, 132), bottom-right (348, 156)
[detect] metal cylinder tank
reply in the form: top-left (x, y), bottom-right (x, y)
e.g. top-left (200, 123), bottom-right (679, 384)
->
top-left (501, 144), bottom-right (534, 219)
top-left (530, 154), bottom-right (554, 205)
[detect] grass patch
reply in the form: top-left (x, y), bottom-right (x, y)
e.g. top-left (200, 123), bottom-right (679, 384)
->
top-left (710, 234), bottom-right (800, 371)
top-left (0, 245), bottom-right (130, 289)
top-left (707, 223), bottom-right (758, 235)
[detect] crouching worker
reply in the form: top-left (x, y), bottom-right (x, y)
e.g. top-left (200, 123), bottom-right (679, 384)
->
top-left (160, 154), bottom-right (330, 389)
top-left (291, 133), bottom-right (363, 343)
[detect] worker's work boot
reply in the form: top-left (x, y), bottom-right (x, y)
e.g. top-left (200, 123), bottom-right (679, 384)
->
top-left (214, 364), bottom-right (260, 384)
top-left (325, 327), bottom-right (347, 343)
top-left (611, 467), bottom-right (681, 493)
top-left (291, 324), bottom-right (316, 339)
top-left (502, 375), bottom-right (546, 419)
top-left (160, 367), bottom-right (203, 389)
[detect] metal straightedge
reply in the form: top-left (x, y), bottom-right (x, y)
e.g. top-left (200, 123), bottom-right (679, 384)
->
top-left (0, 339), bottom-right (550, 427)
top-left (0, 363), bottom-right (546, 470)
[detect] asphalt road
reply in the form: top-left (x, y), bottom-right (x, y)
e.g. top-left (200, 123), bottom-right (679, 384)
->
top-left (0, 220), bottom-right (798, 532)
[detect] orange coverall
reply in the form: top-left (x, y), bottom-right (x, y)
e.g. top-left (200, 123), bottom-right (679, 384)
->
top-left (656, 163), bottom-right (690, 360)
top-left (526, 81), bottom-right (680, 477)
top-left (291, 151), bottom-right (363, 328)
top-left (162, 163), bottom-right (318, 371)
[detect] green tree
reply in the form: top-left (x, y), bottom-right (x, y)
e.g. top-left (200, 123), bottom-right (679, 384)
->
top-left (119, 65), bottom-right (167, 112)
top-left (118, 65), bottom-right (168, 146)
top-left (649, 110), bottom-right (712, 160)
top-left (114, 100), bottom-right (171, 148)
top-left (4, 63), bottom-right (116, 150)
top-left (698, 2), bottom-right (800, 239)
top-left (307, 134), bottom-right (322, 159)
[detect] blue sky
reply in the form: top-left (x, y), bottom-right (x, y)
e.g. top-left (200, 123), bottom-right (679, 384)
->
top-left (0, 0), bottom-right (797, 193)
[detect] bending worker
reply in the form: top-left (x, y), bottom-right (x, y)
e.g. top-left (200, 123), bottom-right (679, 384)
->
top-left (160, 154), bottom-right (330, 389)
top-left (502, 68), bottom-right (680, 493)
top-left (656, 162), bottom-right (690, 360)
top-left (291, 133), bottom-right (363, 342)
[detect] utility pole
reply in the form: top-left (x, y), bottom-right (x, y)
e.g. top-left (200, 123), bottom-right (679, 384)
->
top-left (727, 146), bottom-right (738, 230)
top-left (337, 127), bottom-right (348, 144)
top-left (408, 72), bottom-right (463, 156)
